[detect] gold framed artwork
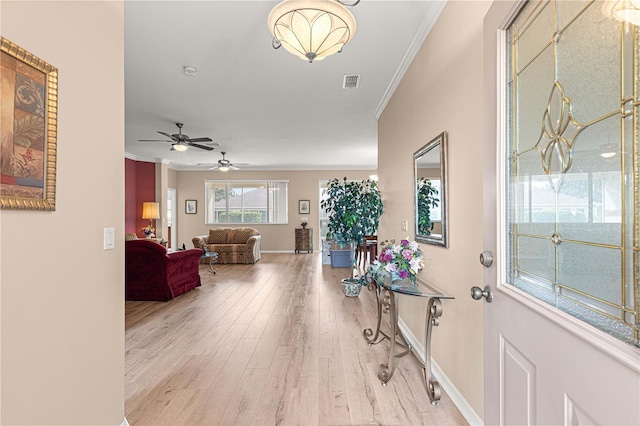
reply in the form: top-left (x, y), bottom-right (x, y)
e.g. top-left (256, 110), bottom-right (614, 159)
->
top-left (0, 37), bottom-right (58, 210)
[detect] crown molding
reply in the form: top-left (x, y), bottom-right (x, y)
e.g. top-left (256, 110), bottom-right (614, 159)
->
top-left (374, 0), bottom-right (446, 119)
top-left (124, 151), bottom-right (165, 165)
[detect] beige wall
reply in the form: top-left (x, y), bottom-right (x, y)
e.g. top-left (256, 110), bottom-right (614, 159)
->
top-left (173, 169), bottom-right (374, 251)
top-left (0, 1), bottom-right (125, 425)
top-left (378, 0), bottom-right (491, 417)
top-left (155, 162), bottom-right (169, 241)
top-left (167, 167), bottom-right (178, 189)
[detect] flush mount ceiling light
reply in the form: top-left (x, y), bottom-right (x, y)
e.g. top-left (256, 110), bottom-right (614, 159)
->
top-left (603, 0), bottom-right (640, 25)
top-left (268, 0), bottom-right (359, 63)
top-left (600, 143), bottom-right (619, 158)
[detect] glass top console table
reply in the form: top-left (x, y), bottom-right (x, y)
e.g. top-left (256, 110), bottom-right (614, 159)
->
top-left (362, 272), bottom-right (454, 405)
top-left (201, 251), bottom-right (218, 274)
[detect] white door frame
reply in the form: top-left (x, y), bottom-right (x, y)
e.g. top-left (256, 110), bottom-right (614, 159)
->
top-left (168, 188), bottom-right (176, 249)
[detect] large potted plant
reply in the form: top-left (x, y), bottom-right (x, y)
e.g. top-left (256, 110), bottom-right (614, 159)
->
top-left (321, 177), bottom-right (384, 297)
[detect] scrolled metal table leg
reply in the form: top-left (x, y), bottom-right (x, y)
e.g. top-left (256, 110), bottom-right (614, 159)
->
top-left (208, 256), bottom-right (217, 274)
top-left (378, 290), bottom-right (398, 385)
top-left (363, 284), bottom-right (384, 345)
top-left (423, 297), bottom-right (443, 404)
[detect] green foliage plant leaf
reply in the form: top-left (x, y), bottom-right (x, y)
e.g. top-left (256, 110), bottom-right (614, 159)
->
top-left (321, 177), bottom-right (384, 280)
top-left (417, 177), bottom-right (439, 235)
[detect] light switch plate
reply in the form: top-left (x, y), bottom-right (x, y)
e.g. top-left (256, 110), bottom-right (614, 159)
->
top-left (104, 227), bottom-right (115, 250)
top-left (401, 220), bottom-right (408, 232)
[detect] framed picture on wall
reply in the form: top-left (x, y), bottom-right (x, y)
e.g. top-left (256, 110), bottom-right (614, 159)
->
top-left (185, 200), bottom-right (197, 214)
top-left (299, 200), bottom-right (310, 214)
top-left (0, 37), bottom-right (59, 211)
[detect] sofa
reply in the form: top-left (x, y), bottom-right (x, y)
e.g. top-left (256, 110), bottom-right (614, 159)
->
top-left (192, 227), bottom-right (261, 264)
top-left (125, 239), bottom-right (202, 301)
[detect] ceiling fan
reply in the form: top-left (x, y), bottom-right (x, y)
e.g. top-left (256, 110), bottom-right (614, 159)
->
top-left (208, 152), bottom-right (249, 171)
top-left (138, 122), bottom-right (218, 151)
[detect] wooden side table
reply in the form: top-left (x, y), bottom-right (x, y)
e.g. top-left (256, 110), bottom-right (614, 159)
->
top-left (295, 228), bottom-right (313, 253)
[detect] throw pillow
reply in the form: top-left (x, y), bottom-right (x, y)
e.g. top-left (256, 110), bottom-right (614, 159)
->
top-left (233, 228), bottom-right (253, 244)
top-left (208, 229), bottom-right (227, 244)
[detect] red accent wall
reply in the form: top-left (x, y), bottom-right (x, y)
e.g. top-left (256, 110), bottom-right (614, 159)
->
top-left (124, 159), bottom-right (137, 234)
top-left (124, 159), bottom-right (156, 236)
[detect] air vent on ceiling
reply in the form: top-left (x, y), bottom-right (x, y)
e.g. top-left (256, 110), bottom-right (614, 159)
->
top-left (343, 74), bottom-right (360, 89)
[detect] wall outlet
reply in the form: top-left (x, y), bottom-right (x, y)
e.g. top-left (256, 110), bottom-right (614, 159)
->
top-left (401, 220), bottom-right (408, 232)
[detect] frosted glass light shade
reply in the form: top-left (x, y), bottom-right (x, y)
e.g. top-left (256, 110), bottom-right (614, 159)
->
top-left (142, 202), bottom-right (160, 220)
top-left (173, 143), bottom-right (188, 152)
top-left (268, 0), bottom-right (356, 63)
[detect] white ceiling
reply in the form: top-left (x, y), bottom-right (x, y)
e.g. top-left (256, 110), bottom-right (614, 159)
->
top-left (124, 1), bottom-right (445, 171)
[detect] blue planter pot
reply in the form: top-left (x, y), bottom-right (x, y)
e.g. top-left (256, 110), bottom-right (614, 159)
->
top-left (330, 249), bottom-right (352, 268)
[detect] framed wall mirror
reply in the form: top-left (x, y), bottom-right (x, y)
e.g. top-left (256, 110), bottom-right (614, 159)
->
top-left (414, 131), bottom-right (448, 247)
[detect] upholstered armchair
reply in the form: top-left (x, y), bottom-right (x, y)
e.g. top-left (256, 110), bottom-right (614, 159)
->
top-left (125, 239), bottom-right (202, 301)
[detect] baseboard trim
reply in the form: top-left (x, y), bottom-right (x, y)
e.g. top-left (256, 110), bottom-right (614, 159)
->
top-left (260, 250), bottom-right (297, 253)
top-left (121, 417), bottom-right (130, 426)
top-left (398, 317), bottom-right (484, 426)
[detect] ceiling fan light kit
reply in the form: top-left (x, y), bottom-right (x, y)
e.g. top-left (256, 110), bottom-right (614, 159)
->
top-left (268, 0), bottom-right (357, 63)
top-left (138, 122), bottom-right (214, 151)
top-left (208, 152), bottom-right (248, 171)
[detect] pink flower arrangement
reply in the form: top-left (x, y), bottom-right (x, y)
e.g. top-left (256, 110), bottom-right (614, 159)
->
top-left (369, 238), bottom-right (423, 282)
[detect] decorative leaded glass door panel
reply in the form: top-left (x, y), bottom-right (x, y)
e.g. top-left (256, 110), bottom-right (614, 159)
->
top-left (507, 0), bottom-right (638, 346)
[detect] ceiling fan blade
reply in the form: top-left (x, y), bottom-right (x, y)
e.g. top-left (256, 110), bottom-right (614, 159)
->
top-left (158, 131), bottom-right (176, 140)
top-left (229, 165), bottom-right (240, 170)
top-left (208, 165), bottom-right (220, 170)
top-left (188, 137), bottom-right (213, 142)
top-left (138, 139), bottom-right (171, 142)
top-left (231, 162), bottom-right (250, 166)
top-left (188, 143), bottom-right (214, 151)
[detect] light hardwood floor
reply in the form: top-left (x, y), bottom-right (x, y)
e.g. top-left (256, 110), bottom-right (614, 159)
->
top-left (125, 253), bottom-right (467, 425)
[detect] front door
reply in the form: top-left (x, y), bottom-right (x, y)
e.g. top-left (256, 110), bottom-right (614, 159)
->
top-left (482, 1), bottom-right (640, 424)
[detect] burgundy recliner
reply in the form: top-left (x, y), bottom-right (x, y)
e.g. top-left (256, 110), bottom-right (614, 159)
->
top-left (125, 239), bottom-right (202, 301)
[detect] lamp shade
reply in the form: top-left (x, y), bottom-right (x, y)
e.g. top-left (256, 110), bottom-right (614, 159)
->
top-left (142, 202), bottom-right (160, 220)
top-left (268, 0), bottom-right (356, 62)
